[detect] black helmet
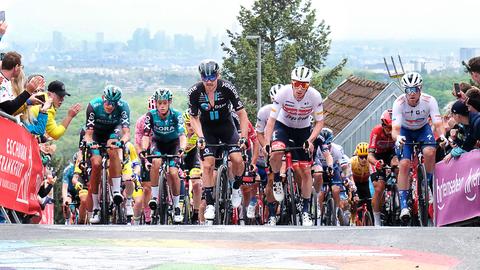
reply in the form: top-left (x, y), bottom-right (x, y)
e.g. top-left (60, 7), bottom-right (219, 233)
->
top-left (198, 59), bottom-right (220, 77)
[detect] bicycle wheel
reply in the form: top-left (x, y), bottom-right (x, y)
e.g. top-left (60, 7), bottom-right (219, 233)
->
top-left (158, 170), bottom-right (168, 225)
top-left (362, 210), bottom-right (373, 226)
top-left (286, 169), bottom-right (297, 225)
top-left (312, 192), bottom-right (318, 226)
top-left (215, 165), bottom-right (229, 225)
top-left (183, 191), bottom-right (191, 224)
top-left (326, 197), bottom-right (336, 226)
top-left (417, 164), bottom-right (429, 227)
top-left (390, 184), bottom-right (401, 226)
top-left (101, 167), bottom-right (109, 225)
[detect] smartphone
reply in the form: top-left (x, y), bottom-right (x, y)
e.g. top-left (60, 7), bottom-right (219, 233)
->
top-left (37, 95), bottom-right (46, 103)
top-left (454, 83), bottom-right (461, 96)
top-left (0, 11), bottom-right (5, 22)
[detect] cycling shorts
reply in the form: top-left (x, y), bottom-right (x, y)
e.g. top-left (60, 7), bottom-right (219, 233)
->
top-left (150, 138), bottom-right (180, 168)
top-left (272, 121), bottom-right (310, 162)
top-left (200, 120), bottom-right (240, 158)
top-left (396, 124), bottom-right (435, 161)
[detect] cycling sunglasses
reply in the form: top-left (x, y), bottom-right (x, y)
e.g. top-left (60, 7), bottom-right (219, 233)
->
top-left (103, 99), bottom-right (118, 106)
top-left (292, 80), bottom-right (309, 89)
top-left (201, 73), bottom-right (218, 82)
top-left (359, 155), bottom-right (367, 160)
top-left (405, 86), bottom-right (421, 94)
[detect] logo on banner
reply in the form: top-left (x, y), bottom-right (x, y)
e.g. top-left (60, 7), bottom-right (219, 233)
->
top-left (464, 168), bottom-right (480, 201)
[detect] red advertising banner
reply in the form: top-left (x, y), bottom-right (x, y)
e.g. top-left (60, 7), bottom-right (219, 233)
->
top-left (0, 117), bottom-right (43, 215)
top-left (434, 150), bottom-right (480, 226)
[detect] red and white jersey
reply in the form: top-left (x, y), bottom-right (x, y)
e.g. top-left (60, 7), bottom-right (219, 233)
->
top-left (255, 104), bottom-right (272, 133)
top-left (0, 73), bottom-right (14, 103)
top-left (270, 85), bottom-right (324, 129)
top-left (392, 93), bottom-right (442, 130)
top-left (369, 125), bottom-right (395, 155)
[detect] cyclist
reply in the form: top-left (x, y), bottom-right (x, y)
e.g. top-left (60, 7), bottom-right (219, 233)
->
top-left (182, 111), bottom-right (203, 224)
top-left (312, 128), bottom-right (346, 225)
top-left (142, 88), bottom-right (186, 223)
top-left (62, 153), bottom-right (87, 224)
top-left (350, 142), bottom-right (373, 224)
top-left (122, 141), bottom-right (141, 223)
top-left (134, 96), bottom-right (155, 224)
top-left (265, 66), bottom-right (324, 226)
top-left (84, 85), bottom-right (131, 224)
top-left (368, 109), bottom-right (397, 226)
top-left (256, 84), bottom-right (282, 225)
top-left (392, 72), bottom-right (446, 221)
top-left (187, 59), bottom-right (249, 221)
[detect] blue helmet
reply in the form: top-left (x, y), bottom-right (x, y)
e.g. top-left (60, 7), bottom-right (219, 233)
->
top-left (153, 88), bottom-right (172, 101)
top-left (198, 59), bottom-right (219, 77)
top-left (319, 128), bottom-right (334, 145)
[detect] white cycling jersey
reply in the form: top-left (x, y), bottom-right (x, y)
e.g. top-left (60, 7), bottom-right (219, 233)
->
top-left (270, 84), bottom-right (324, 129)
top-left (255, 104), bottom-right (272, 133)
top-left (314, 143), bottom-right (345, 167)
top-left (392, 93), bottom-right (442, 130)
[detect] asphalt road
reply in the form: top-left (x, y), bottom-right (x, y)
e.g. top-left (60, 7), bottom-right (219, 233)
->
top-left (0, 225), bottom-right (477, 269)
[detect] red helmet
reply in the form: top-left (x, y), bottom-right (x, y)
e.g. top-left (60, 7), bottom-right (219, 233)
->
top-left (381, 109), bottom-right (392, 126)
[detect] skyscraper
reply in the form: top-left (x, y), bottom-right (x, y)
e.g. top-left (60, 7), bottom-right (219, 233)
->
top-left (52, 31), bottom-right (64, 51)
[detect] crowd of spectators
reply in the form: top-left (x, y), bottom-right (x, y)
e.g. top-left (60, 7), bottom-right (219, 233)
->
top-left (0, 18), bottom-right (81, 223)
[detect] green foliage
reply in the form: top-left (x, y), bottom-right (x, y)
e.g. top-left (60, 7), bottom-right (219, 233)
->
top-left (221, 0), bottom-right (346, 119)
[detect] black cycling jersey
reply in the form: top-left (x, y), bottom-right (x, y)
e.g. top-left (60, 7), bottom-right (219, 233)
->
top-left (187, 79), bottom-right (244, 125)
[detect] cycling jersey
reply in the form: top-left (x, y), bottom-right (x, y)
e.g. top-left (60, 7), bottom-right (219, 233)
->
top-left (350, 156), bottom-right (370, 183)
top-left (122, 142), bottom-right (139, 178)
top-left (314, 143), bottom-right (344, 167)
top-left (62, 163), bottom-right (75, 193)
top-left (270, 85), bottom-right (324, 129)
top-left (368, 125), bottom-right (395, 155)
top-left (187, 79), bottom-right (244, 124)
top-left (135, 113), bottom-right (148, 147)
top-left (0, 73), bottom-right (14, 103)
top-left (185, 132), bottom-right (198, 154)
top-left (86, 97), bottom-right (131, 133)
top-left (255, 104), bottom-right (273, 133)
top-left (144, 108), bottom-right (184, 142)
top-left (246, 121), bottom-right (257, 150)
top-left (392, 93), bottom-right (442, 130)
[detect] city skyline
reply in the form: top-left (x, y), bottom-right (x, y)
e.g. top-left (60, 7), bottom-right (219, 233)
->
top-left (1, 0), bottom-right (480, 44)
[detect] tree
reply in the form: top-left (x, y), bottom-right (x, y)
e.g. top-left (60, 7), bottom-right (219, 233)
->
top-left (222, 0), bottom-right (347, 119)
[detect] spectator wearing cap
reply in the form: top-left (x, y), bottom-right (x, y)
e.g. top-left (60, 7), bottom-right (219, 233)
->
top-left (0, 51), bottom-right (42, 115)
top-left (29, 80), bottom-right (81, 140)
top-left (464, 56), bottom-right (480, 85)
top-left (444, 100), bottom-right (480, 162)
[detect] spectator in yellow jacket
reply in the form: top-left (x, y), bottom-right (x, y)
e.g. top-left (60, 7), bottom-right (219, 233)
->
top-left (30, 80), bottom-right (81, 140)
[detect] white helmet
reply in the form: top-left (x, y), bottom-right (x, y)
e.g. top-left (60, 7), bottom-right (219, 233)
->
top-left (401, 72), bottom-right (423, 88)
top-left (269, 84), bottom-right (283, 99)
top-left (291, 66), bottom-right (313, 83)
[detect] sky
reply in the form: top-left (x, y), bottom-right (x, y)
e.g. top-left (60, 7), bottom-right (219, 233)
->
top-left (0, 0), bottom-right (478, 43)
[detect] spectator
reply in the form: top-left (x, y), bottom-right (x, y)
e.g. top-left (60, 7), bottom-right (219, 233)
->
top-left (464, 56), bottom-right (480, 85)
top-left (0, 20), bottom-right (7, 42)
top-left (465, 87), bottom-right (480, 112)
top-left (444, 100), bottom-right (480, 162)
top-left (0, 52), bottom-right (42, 115)
top-left (29, 80), bottom-right (81, 140)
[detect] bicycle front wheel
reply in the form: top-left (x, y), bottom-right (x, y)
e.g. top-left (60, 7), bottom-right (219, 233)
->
top-left (215, 164), bottom-right (229, 225)
top-left (417, 164), bottom-right (429, 227)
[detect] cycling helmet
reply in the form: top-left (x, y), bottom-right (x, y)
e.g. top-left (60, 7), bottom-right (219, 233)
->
top-left (183, 111), bottom-right (191, 124)
top-left (355, 142), bottom-right (369, 156)
top-left (103, 85), bottom-right (122, 102)
top-left (269, 84), bottom-right (283, 99)
top-left (380, 109), bottom-right (393, 126)
top-left (147, 95), bottom-right (156, 110)
top-left (291, 66), bottom-right (313, 83)
top-left (153, 88), bottom-right (172, 101)
top-left (198, 59), bottom-right (220, 77)
top-left (319, 128), bottom-right (334, 145)
top-left (401, 72), bottom-right (423, 88)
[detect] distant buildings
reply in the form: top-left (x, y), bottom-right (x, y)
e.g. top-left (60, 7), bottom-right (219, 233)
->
top-left (460, 48), bottom-right (480, 62)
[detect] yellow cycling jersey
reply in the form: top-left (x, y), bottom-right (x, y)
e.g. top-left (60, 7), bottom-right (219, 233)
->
top-left (122, 142), bottom-right (140, 177)
top-left (350, 156), bottom-right (371, 183)
top-left (185, 131), bottom-right (198, 153)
